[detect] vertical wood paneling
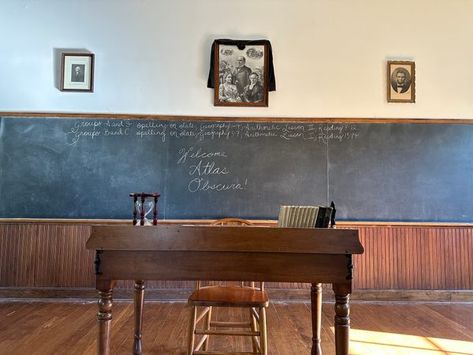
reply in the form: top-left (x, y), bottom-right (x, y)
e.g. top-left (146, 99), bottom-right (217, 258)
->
top-left (348, 225), bottom-right (473, 290)
top-left (1, 223), bottom-right (473, 291)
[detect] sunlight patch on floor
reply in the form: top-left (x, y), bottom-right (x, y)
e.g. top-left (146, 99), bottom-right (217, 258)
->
top-left (345, 328), bottom-right (473, 355)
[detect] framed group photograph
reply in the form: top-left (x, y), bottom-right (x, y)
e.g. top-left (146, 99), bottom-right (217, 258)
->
top-left (60, 53), bottom-right (94, 92)
top-left (214, 42), bottom-right (269, 107)
top-left (387, 60), bottom-right (415, 103)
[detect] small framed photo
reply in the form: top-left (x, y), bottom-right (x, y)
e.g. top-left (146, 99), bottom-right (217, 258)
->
top-left (214, 42), bottom-right (269, 107)
top-left (387, 61), bottom-right (415, 103)
top-left (60, 53), bottom-right (94, 92)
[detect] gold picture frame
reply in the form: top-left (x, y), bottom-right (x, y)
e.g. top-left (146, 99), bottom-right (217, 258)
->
top-left (387, 61), bottom-right (415, 103)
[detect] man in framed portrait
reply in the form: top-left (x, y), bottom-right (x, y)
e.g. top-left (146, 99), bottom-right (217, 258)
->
top-left (233, 56), bottom-right (252, 95)
top-left (71, 64), bottom-right (85, 83)
top-left (242, 72), bottom-right (263, 103)
top-left (390, 67), bottom-right (411, 93)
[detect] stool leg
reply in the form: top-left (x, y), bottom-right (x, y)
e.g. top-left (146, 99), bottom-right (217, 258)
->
top-left (259, 307), bottom-right (268, 355)
top-left (188, 306), bottom-right (197, 355)
top-left (250, 307), bottom-right (258, 352)
top-left (203, 306), bottom-right (212, 351)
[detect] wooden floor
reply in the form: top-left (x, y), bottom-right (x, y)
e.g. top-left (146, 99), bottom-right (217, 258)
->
top-left (0, 301), bottom-right (472, 354)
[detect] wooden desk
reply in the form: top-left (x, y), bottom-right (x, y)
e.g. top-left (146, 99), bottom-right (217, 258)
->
top-left (86, 225), bottom-right (363, 355)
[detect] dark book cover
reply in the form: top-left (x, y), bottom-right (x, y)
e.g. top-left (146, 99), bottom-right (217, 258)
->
top-left (314, 206), bottom-right (333, 228)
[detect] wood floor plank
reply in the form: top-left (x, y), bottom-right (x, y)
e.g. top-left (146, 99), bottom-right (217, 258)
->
top-left (0, 301), bottom-right (472, 354)
top-left (109, 303), bottom-right (136, 354)
top-left (281, 303), bottom-right (313, 352)
top-left (425, 303), bottom-right (473, 333)
top-left (267, 303), bottom-right (292, 355)
top-left (26, 303), bottom-right (96, 355)
top-left (420, 304), bottom-right (473, 341)
top-left (146, 302), bottom-right (175, 353)
top-left (4, 303), bottom-right (72, 354)
top-left (147, 303), bottom-right (187, 354)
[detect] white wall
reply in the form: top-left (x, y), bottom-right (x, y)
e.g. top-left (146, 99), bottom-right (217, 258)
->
top-left (1, 0), bottom-right (473, 118)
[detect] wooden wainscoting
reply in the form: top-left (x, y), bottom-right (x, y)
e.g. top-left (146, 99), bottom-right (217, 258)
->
top-left (0, 221), bottom-right (472, 301)
top-left (353, 224), bottom-right (473, 290)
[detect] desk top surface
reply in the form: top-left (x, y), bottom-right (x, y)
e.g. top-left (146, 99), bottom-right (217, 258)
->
top-left (86, 224), bottom-right (363, 255)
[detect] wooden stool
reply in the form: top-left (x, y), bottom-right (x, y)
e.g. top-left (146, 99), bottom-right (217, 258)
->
top-left (187, 218), bottom-right (269, 355)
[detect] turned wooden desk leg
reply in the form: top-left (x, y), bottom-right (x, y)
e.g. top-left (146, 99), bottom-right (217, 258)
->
top-left (310, 283), bottom-right (322, 355)
top-left (333, 283), bottom-right (351, 355)
top-left (97, 280), bottom-right (115, 355)
top-left (133, 280), bottom-right (145, 355)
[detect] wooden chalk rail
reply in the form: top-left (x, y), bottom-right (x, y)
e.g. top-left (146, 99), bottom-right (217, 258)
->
top-left (1, 218), bottom-right (473, 227)
top-left (2, 111), bottom-right (473, 124)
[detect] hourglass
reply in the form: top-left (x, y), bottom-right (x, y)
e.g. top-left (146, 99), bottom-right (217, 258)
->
top-left (130, 192), bottom-right (160, 226)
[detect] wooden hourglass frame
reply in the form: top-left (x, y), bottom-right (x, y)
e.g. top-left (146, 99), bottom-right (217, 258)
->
top-left (129, 192), bottom-right (160, 226)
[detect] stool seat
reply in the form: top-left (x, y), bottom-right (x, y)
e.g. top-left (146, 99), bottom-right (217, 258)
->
top-left (189, 286), bottom-right (269, 308)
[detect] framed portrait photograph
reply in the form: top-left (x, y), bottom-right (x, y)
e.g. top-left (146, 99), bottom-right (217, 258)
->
top-left (60, 53), bottom-right (94, 92)
top-left (214, 43), bottom-right (269, 107)
top-left (387, 61), bottom-right (415, 103)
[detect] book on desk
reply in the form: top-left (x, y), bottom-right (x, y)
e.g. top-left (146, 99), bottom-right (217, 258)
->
top-left (277, 205), bottom-right (333, 228)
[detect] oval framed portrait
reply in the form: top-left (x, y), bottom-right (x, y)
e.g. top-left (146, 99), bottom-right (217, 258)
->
top-left (387, 61), bottom-right (415, 103)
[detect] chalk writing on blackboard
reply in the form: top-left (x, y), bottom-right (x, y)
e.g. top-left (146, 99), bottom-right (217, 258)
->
top-left (177, 147), bottom-right (228, 164)
top-left (65, 120), bottom-right (360, 145)
top-left (66, 120), bottom-right (103, 144)
top-left (136, 121), bottom-right (167, 141)
top-left (177, 146), bottom-right (248, 193)
top-left (66, 120), bottom-right (135, 144)
top-left (318, 124), bottom-right (360, 143)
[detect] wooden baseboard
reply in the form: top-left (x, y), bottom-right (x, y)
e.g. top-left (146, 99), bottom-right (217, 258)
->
top-left (351, 289), bottom-right (473, 302)
top-left (1, 287), bottom-right (472, 302)
top-left (268, 289), bottom-right (473, 302)
top-left (0, 287), bottom-right (192, 301)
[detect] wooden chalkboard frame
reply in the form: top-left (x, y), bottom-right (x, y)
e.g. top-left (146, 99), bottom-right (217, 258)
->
top-left (1, 111), bottom-right (473, 125)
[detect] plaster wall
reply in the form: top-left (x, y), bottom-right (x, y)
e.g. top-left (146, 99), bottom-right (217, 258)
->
top-left (1, 0), bottom-right (472, 118)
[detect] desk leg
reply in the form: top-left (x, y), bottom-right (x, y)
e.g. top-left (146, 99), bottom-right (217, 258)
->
top-left (97, 280), bottom-right (115, 355)
top-left (310, 283), bottom-right (322, 355)
top-left (133, 280), bottom-right (145, 355)
top-left (333, 283), bottom-right (350, 355)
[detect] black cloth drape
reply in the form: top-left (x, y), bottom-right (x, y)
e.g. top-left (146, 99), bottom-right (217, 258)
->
top-left (207, 39), bottom-right (276, 91)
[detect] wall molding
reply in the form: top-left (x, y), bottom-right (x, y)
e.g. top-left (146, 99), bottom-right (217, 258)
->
top-left (1, 219), bottom-right (473, 227)
top-left (1, 111), bottom-right (473, 124)
top-left (1, 287), bottom-right (472, 303)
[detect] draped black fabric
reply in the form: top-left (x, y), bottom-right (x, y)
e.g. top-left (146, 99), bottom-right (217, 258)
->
top-left (207, 39), bottom-right (276, 91)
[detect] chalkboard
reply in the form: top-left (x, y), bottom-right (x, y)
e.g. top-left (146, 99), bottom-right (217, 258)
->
top-left (1, 116), bottom-right (472, 222)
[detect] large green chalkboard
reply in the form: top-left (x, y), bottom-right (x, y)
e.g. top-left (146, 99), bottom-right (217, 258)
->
top-left (1, 116), bottom-right (472, 222)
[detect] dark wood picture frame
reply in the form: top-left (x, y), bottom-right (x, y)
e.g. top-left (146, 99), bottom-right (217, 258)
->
top-left (60, 53), bottom-right (94, 92)
top-left (214, 43), bottom-right (269, 107)
top-left (387, 60), bottom-right (415, 103)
